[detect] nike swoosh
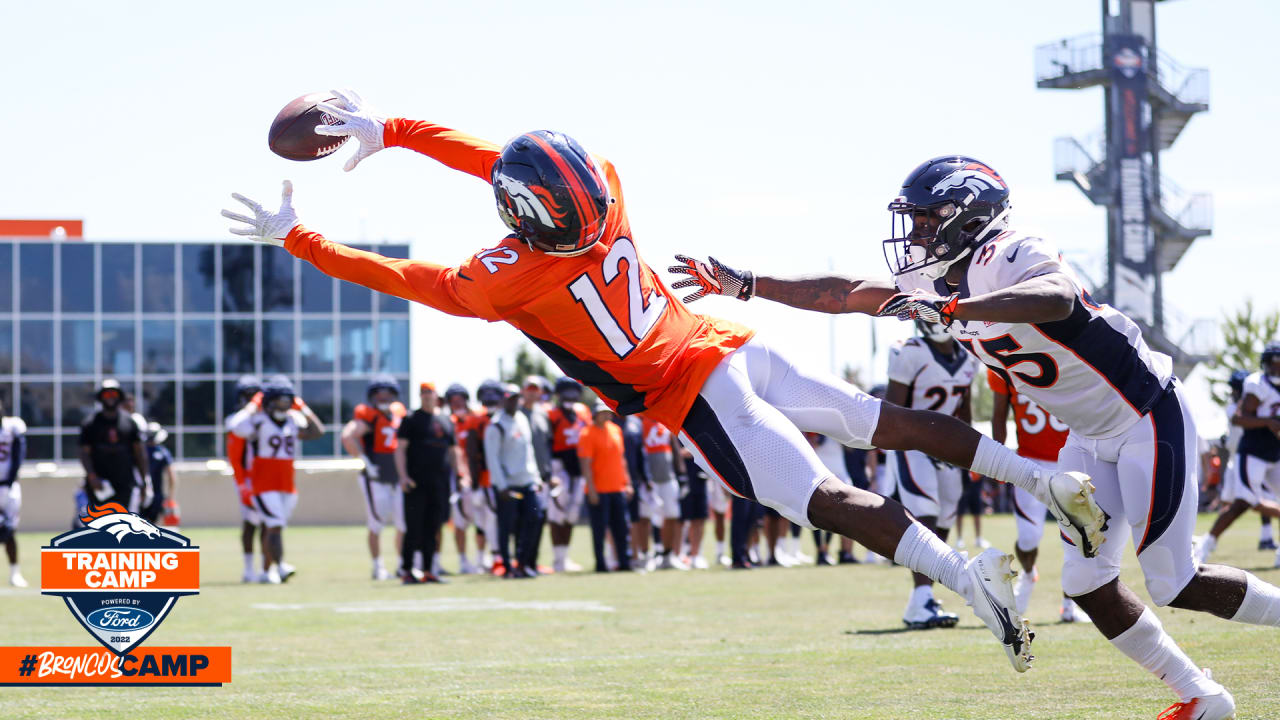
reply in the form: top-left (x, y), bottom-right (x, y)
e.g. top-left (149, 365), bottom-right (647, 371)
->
top-left (982, 589), bottom-right (1018, 645)
top-left (1005, 247), bottom-right (1020, 263)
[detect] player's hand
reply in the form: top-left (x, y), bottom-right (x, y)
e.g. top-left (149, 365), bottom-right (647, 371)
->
top-left (875, 289), bottom-right (960, 326)
top-left (587, 488), bottom-right (599, 506)
top-left (361, 455), bottom-right (380, 481)
top-left (314, 89), bottom-right (386, 172)
top-left (238, 484), bottom-right (254, 508)
top-left (668, 255), bottom-right (754, 303)
top-left (221, 181), bottom-right (298, 247)
top-left (399, 476), bottom-right (416, 492)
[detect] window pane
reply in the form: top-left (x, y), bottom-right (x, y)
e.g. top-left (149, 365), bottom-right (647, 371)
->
top-left (301, 379), bottom-right (334, 425)
top-left (61, 243), bottom-right (96, 313)
top-left (300, 263), bottom-right (333, 313)
top-left (24, 434), bottom-right (53, 462)
top-left (183, 320), bottom-right (215, 373)
top-left (19, 243), bottom-right (53, 312)
top-left (340, 379), bottom-right (367, 424)
top-left (263, 318), bottom-right (295, 375)
top-left (142, 381), bottom-right (176, 426)
top-left (19, 382), bottom-right (54, 427)
top-left (183, 380), bottom-right (216, 425)
top-left (141, 319), bottom-right (175, 374)
top-left (19, 320), bottom-right (53, 374)
top-left (300, 319), bottom-right (334, 372)
top-left (341, 284), bottom-right (372, 312)
top-left (339, 320), bottom-right (374, 374)
top-left (222, 320), bottom-right (254, 374)
top-left (62, 381), bottom-right (96, 428)
top-left (262, 249), bottom-right (295, 312)
top-left (182, 432), bottom-right (215, 460)
top-left (62, 433), bottom-right (83, 463)
top-left (101, 319), bottom-right (136, 375)
top-left (0, 321), bottom-right (11, 374)
top-left (61, 319), bottom-right (96, 375)
top-left (101, 244), bottom-right (135, 313)
top-left (302, 434), bottom-right (334, 458)
top-left (378, 245), bottom-right (410, 313)
top-left (0, 244), bottom-right (10, 312)
top-left (141, 245), bottom-right (175, 312)
top-left (377, 318), bottom-right (409, 374)
top-left (221, 244), bottom-right (256, 313)
top-left (182, 245), bottom-right (216, 312)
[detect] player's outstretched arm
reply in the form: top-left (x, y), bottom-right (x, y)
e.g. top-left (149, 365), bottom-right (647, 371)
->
top-left (667, 254), bottom-right (895, 314)
top-left (221, 182), bottom-right (479, 319)
top-left (875, 274), bottom-right (1076, 326)
top-left (313, 89), bottom-right (500, 180)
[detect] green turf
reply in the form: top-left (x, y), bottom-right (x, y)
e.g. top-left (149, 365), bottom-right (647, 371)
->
top-left (4, 514), bottom-right (1280, 719)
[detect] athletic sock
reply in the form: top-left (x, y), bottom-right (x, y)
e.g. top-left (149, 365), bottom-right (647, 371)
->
top-left (715, 541), bottom-right (726, 557)
top-left (893, 522), bottom-right (971, 600)
top-left (1109, 608), bottom-right (1221, 702)
top-left (971, 436), bottom-right (1048, 504)
top-left (243, 554), bottom-right (254, 575)
top-left (1201, 534), bottom-right (1217, 555)
top-left (1231, 572), bottom-right (1280, 626)
top-left (553, 545), bottom-right (568, 566)
top-left (1262, 523), bottom-right (1275, 542)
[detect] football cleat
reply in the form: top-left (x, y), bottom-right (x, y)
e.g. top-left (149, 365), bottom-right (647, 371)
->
top-left (1158, 674), bottom-right (1235, 720)
top-left (1060, 598), bottom-right (1090, 624)
top-left (279, 562), bottom-right (296, 583)
top-left (9, 569), bottom-right (28, 588)
top-left (904, 598), bottom-right (960, 630)
top-left (1045, 471), bottom-right (1109, 558)
top-left (965, 549), bottom-right (1034, 673)
top-left (1258, 537), bottom-right (1277, 551)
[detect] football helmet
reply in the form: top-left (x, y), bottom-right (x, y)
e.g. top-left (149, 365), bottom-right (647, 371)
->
top-left (366, 373), bottom-right (400, 399)
top-left (1229, 369), bottom-right (1249, 396)
top-left (97, 378), bottom-right (123, 407)
top-left (915, 318), bottom-right (952, 343)
top-left (1262, 341), bottom-right (1280, 383)
top-left (476, 379), bottom-right (504, 408)
top-left (491, 130), bottom-right (610, 256)
top-left (444, 383), bottom-right (469, 402)
top-left (234, 374), bottom-right (262, 404)
top-left (261, 375), bottom-right (295, 419)
top-left (882, 155), bottom-right (1011, 280)
top-left (554, 376), bottom-right (583, 401)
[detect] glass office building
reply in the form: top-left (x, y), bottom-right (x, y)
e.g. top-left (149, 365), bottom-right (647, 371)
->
top-left (0, 238), bottom-right (411, 461)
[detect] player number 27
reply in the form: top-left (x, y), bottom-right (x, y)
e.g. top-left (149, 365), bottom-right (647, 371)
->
top-left (568, 238), bottom-right (669, 358)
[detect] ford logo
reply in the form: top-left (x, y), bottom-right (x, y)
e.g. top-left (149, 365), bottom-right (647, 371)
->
top-left (86, 607), bottom-right (155, 631)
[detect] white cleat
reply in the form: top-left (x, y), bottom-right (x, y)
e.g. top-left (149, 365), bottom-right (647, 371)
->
top-left (717, 553), bottom-right (732, 568)
top-left (965, 549), bottom-right (1034, 673)
top-left (1045, 471), bottom-right (1109, 558)
top-left (260, 567), bottom-right (282, 584)
top-left (373, 565), bottom-right (390, 581)
top-left (9, 571), bottom-right (29, 588)
top-left (1060, 598), bottom-right (1090, 624)
top-left (279, 562), bottom-right (296, 583)
top-left (241, 570), bottom-right (257, 584)
top-left (657, 554), bottom-right (689, 571)
top-left (1160, 671), bottom-right (1235, 720)
top-left (1192, 534), bottom-right (1216, 566)
top-left (690, 555), bottom-right (709, 570)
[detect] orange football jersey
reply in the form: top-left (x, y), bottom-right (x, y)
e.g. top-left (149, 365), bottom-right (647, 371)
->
top-left (460, 410), bottom-right (492, 488)
top-left (987, 368), bottom-right (1069, 463)
top-left (548, 403), bottom-right (592, 453)
top-left (641, 417), bottom-right (673, 454)
top-left (352, 401), bottom-right (407, 455)
top-left (284, 119), bottom-right (754, 430)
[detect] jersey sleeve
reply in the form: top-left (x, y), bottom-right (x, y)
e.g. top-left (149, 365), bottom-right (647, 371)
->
top-left (284, 226), bottom-right (489, 320)
top-left (226, 407), bottom-right (257, 439)
top-left (352, 403), bottom-right (377, 425)
top-left (986, 367), bottom-right (1010, 396)
top-left (988, 236), bottom-right (1068, 288)
top-left (887, 342), bottom-right (923, 385)
top-left (382, 119), bottom-right (501, 182)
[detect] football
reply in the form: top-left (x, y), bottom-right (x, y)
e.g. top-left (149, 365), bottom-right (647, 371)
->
top-left (267, 92), bottom-right (349, 161)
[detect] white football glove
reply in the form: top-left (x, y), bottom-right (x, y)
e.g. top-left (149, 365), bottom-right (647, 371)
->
top-left (314, 88), bottom-right (386, 172)
top-left (221, 180), bottom-right (299, 247)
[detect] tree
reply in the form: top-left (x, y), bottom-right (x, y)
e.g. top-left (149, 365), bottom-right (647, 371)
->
top-left (1206, 299), bottom-right (1280, 406)
top-left (499, 344), bottom-right (553, 386)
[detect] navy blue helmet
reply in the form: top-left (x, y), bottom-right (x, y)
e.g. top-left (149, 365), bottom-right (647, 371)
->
top-left (491, 130), bottom-right (610, 257)
top-left (444, 383), bottom-right (470, 402)
top-left (476, 379), bottom-right (504, 407)
top-left (883, 156), bottom-right (1011, 280)
top-left (1262, 342), bottom-right (1280, 368)
top-left (235, 374), bottom-right (263, 401)
top-left (1229, 369), bottom-right (1249, 394)
top-left (366, 373), bottom-right (400, 399)
top-left (261, 375), bottom-right (295, 406)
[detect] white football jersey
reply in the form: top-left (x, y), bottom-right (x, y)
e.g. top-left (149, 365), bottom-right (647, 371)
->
top-left (896, 231), bottom-right (1174, 440)
top-left (1225, 401), bottom-right (1243, 455)
top-left (227, 409), bottom-right (302, 463)
top-left (1239, 372), bottom-right (1280, 461)
top-left (0, 417), bottom-right (27, 484)
top-left (887, 337), bottom-right (979, 417)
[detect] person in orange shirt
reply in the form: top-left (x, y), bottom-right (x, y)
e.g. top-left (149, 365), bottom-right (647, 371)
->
top-left (342, 374), bottom-right (409, 581)
top-left (223, 90), bottom-right (1108, 669)
top-left (226, 375), bottom-right (264, 583)
top-left (227, 376), bottom-right (324, 584)
top-left (578, 401), bottom-right (633, 572)
top-left (988, 368), bottom-right (1088, 624)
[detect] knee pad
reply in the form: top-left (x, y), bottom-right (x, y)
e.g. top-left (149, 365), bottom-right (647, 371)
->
top-left (1060, 552), bottom-right (1122, 599)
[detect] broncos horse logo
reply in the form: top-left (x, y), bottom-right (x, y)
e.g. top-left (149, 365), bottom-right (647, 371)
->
top-left (496, 175), bottom-right (569, 229)
top-left (80, 503), bottom-right (162, 543)
top-left (931, 162), bottom-right (1007, 198)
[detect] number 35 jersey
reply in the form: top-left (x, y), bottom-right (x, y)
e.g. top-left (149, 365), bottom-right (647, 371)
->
top-left (886, 337), bottom-right (978, 417)
top-left (283, 119), bottom-right (754, 430)
top-left (227, 409), bottom-right (301, 494)
top-left (895, 231), bottom-right (1174, 440)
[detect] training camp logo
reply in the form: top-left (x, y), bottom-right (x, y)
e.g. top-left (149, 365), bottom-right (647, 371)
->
top-left (41, 502), bottom-right (199, 655)
top-left (931, 162), bottom-right (1008, 198)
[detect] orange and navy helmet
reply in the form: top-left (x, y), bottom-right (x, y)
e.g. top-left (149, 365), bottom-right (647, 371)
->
top-left (491, 130), bottom-right (610, 256)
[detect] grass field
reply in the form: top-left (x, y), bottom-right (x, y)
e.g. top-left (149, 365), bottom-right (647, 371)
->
top-left (5, 514), bottom-right (1280, 719)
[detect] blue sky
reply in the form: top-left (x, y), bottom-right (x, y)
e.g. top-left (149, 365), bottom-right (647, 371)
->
top-left (5, 0), bottom-right (1276, 434)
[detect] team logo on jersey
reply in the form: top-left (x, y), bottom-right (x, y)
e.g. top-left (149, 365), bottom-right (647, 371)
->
top-left (931, 162), bottom-right (1007, 197)
top-left (496, 175), bottom-right (568, 229)
top-left (41, 503), bottom-right (200, 655)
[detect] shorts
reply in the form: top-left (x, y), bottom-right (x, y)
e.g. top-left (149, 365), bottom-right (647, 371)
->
top-left (253, 491), bottom-right (298, 529)
top-left (1058, 384), bottom-right (1199, 607)
top-left (0, 482), bottom-right (20, 535)
top-left (1219, 453), bottom-right (1280, 507)
top-left (1012, 458), bottom-right (1055, 553)
top-left (544, 459), bottom-right (584, 526)
top-left (360, 474), bottom-right (405, 534)
top-left (707, 477), bottom-right (729, 515)
top-left (452, 487), bottom-right (497, 538)
top-left (234, 479), bottom-right (261, 525)
top-left (680, 475), bottom-right (709, 521)
top-left (650, 480), bottom-right (681, 522)
top-left (678, 337), bottom-right (881, 528)
top-left (887, 450), bottom-right (964, 530)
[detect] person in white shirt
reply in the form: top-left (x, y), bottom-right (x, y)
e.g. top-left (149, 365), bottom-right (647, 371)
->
top-left (485, 384), bottom-right (544, 579)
